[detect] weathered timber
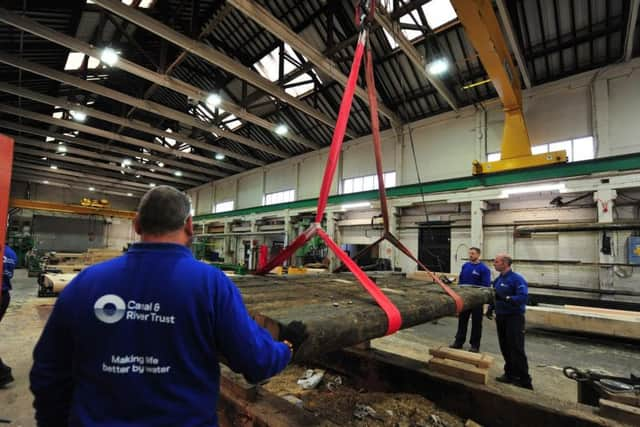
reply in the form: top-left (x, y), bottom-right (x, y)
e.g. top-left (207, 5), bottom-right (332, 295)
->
top-left (232, 275), bottom-right (493, 361)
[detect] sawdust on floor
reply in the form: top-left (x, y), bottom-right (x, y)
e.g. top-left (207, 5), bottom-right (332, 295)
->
top-left (263, 365), bottom-right (465, 427)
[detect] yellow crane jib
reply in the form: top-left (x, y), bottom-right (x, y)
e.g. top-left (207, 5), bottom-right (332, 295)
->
top-left (450, 0), bottom-right (567, 174)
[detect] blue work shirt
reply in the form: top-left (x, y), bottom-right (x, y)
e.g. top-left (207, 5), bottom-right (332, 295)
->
top-left (492, 270), bottom-right (528, 315)
top-left (30, 243), bottom-right (291, 427)
top-left (458, 261), bottom-right (491, 287)
top-left (2, 245), bottom-right (17, 292)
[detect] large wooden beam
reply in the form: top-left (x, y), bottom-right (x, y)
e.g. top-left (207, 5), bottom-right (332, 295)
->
top-left (0, 81), bottom-right (264, 167)
top-left (0, 103), bottom-right (240, 173)
top-left (90, 0), bottom-right (349, 135)
top-left (374, 7), bottom-right (459, 111)
top-left (227, 0), bottom-right (403, 128)
top-left (10, 198), bottom-right (137, 219)
top-left (0, 51), bottom-right (286, 161)
top-left (8, 133), bottom-right (205, 186)
top-left (0, 120), bottom-right (222, 178)
top-left (0, 8), bottom-right (320, 151)
top-left (11, 171), bottom-right (145, 198)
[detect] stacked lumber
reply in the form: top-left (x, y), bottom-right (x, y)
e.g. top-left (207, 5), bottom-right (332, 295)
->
top-left (427, 346), bottom-right (494, 385)
top-left (44, 248), bottom-right (123, 273)
top-left (39, 273), bottom-right (77, 293)
top-left (599, 399), bottom-right (640, 425)
top-left (526, 305), bottom-right (640, 340)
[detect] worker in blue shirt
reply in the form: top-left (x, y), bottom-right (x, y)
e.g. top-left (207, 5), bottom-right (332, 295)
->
top-left (450, 247), bottom-right (491, 352)
top-left (1, 244), bottom-right (17, 387)
top-left (30, 186), bottom-right (306, 426)
top-left (486, 253), bottom-right (532, 390)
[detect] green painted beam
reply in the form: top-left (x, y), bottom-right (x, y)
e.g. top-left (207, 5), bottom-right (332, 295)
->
top-left (194, 153), bottom-right (640, 222)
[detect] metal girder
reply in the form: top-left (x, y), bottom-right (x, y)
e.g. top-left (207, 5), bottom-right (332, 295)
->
top-left (12, 159), bottom-right (150, 191)
top-left (10, 198), bottom-right (138, 219)
top-left (495, 0), bottom-right (531, 89)
top-left (91, 0), bottom-right (348, 135)
top-left (11, 169), bottom-right (145, 196)
top-left (228, 0), bottom-right (403, 128)
top-left (624, 0), bottom-right (640, 61)
top-left (0, 8), bottom-right (319, 151)
top-left (0, 120), bottom-right (224, 178)
top-left (0, 102), bottom-right (241, 173)
top-left (0, 81), bottom-right (264, 167)
top-left (12, 144), bottom-right (200, 188)
top-left (374, 6), bottom-right (459, 112)
top-left (0, 51), bottom-right (286, 162)
top-left (8, 133), bottom-right (208, 184)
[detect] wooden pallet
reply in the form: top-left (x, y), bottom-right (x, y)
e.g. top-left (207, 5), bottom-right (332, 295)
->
top-left (427, 346), bottom-right (494, 385)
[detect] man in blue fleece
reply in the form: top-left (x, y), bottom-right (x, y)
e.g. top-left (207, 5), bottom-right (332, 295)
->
top-left (1, 244), bottom-right (17, 387)
top-left (450, 247), bottom-right (491, 352)
top-left (486, 253), bottom-right (532, 390)
top-left (30, 186), bottom-right (304, 426)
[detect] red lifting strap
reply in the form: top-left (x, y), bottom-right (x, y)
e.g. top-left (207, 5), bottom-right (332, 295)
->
top-left (317, 229), bottom-right (402, 335)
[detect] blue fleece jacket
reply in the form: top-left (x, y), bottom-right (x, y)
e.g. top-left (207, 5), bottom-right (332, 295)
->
top-left (492, 270), bottom-right (528, 315)
top-left (2, 245), bottom-right (17, 292)
top-left (30, 243), bottom-right (291, 427)
top-left (458, 261), bottom-right (491, 287)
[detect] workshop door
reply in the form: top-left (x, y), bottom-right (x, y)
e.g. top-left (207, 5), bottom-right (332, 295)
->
top-left (418, 225), bottom-right (451, 273)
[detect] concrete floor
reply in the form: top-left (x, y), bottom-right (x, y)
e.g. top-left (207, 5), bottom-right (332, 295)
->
top-left (1, 269), bottom-right (639, 425)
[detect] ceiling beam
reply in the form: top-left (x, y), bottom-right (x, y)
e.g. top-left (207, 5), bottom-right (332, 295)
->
top-left (495, 0), bottom-right (532, 89)
top-left (11, 172), bottom-right (145, 199)
top-left (11, 142), bottom-right (201, 188)
top-left (90, 0), bottom-right (349, 135)
top-left (0, 102), bottom-right (242, 173)
top-left (0, 51), bottom-right (286, 161)
top-left (374, 6), bottom-right (459, 111)
top-left (11, 168), bottom-right (146, 195)
top-left (227, 0), bottom-right (403, 128)
top-left (12, 160), bottom-right (149, 192)
top-left (0, 8), bottom-right (319, 151)
top-left (624, 0), bottom-right (640, 61)
top-left (8, 133), bottom-right (208, 184)
top-left (0, 81), bottom-right (264, 167)
top-left (0, 120), bottom-right (223, 178)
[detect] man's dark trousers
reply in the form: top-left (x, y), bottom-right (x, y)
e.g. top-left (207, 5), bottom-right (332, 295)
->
top-left (496, 313), bottom-right (531, 385)
top-left (454, 305), bottom-right (483, 349)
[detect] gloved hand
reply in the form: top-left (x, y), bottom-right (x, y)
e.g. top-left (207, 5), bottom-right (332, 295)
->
top-left (485, 307), bottom-right (494, 320)
top-left (279, 320), bottom-right (308, 357)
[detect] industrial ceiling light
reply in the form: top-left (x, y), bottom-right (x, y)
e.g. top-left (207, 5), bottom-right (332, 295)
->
top-left (274, 124), bottom-right (288, 136)
top-left (70, 110), bottom-right (87, 121)
top-left (500, 183), bottom-right (566, 198)
top-left (43, 180), bottom-right (49, 184)
top-left (89, 186), bottom-right (95, 191)
top-left (122, 158), bottom-right (132, 166)
top-left (174, 170), bottom-right (183, 177)
top-left (150, 168), bottom-right (156, 172)
top-left (126, 193), bottom-right (133, 197)
top-left (41, 156), bottom-right (48, 160)
top-left (206, 93), bottom-right (222, 108)
top-left (427, 58), bottom-right (449, 75)
top-left (157, 162), bottom-right (165, 168)
top-left (57, 145), bottom-right (67, 153)
top-left (100, 47), bottom-right (119, 67)
top-left (215, 153), bottom-right (225, 160)
top-left (50, 165), bottom-right (58, 170)
top-left (149, 183), bottom-right (156, 187)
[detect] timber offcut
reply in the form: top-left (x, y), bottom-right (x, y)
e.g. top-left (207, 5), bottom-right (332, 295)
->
top-left (234, 273), bottom-right (494, 361)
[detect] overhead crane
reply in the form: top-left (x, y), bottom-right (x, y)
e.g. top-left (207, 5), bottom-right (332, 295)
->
top-left (450, 0), bottom-right (568, 174)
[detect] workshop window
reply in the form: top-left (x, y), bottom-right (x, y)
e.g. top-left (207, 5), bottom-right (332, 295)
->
top-left (486, 137), bottom-right (595, 163)
top-left (263, 189), bottom-right (295, 206)
top-left (254, 43), bottom-right (321, 97)
top-left (382, 0), bottom-right (457, 49)
top-left (342, 172), bottom-right (396, 194)
top-left (214, 200), bottom-right (234, 213)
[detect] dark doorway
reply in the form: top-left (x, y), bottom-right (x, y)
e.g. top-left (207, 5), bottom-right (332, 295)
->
top-left (418, 224), bottom-right (451, 273)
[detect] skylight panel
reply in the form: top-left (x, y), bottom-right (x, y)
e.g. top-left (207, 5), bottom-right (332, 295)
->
top-left (64, 52), bottom-right (85, 70)
top-left (254, 47), bottom-right (280, 82)
top-left (222, 114), bottom-right (242, 130)
top-left (285, 74), bottom-right (315, 97)
top-left (423, 0), bottom-right (457, 30)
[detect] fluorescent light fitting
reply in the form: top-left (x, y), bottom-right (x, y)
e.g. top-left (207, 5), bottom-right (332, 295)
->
top-left (274, 124), bottom-right (288, 136)
top-left (50, 165), bottom-right (58, 170)
top-left (214, 153), bottom-right (225, 160)
top-left (70, 110), bottom-right (87, 121)
top-left (341, 202), bottom-right (372, 211)
top-left (206, 93), bottom-right (222, 108)
top-left (57, 145), bottom-right (67, 153)
top-left (157, 162), bottom-right (165, 168)
top-left (174, 170), bottom-right (183, 177)
top-left (127, 193), bottom-right (133, 197)
top-left (149, 183), bottom-right (156, 187)
top-left (135, 175), bottom-right (141, 178)
top-left (500, 183), bottom-right (567, 198)
top-left (89, 187), bottom-right (95, 191)
top-left (122, 158), bottom-right (132, 166)
top-left (427, 58), bottom-right (449, 75)
top-left (41, 156), bottom-right (48, 160)
top-left (100, 47), bottom-right (119, 67)
top-left (43, 180), bottom-right (49, 184)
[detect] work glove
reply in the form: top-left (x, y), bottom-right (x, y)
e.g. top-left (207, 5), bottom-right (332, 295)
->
top-left (279, 320), bottom-right (308, 358)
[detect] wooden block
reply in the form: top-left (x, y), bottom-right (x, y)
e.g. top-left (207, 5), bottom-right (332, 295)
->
top-left (429, 346), bottom-right (494, 369)
top-left (428, 357), bottom-right (488, 385)
top-left (599, 398), bottom-right (640, 426)
top-left (220, 365), bottom-right (257, 402)
top-left (564, 305), bottom-right (640, 318)
top-left (465, 420), bottom-right (483, 427)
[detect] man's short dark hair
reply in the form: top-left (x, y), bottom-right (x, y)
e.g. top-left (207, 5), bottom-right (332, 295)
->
top-left (137, 186), bottom-right (192, 235)
top-left (469, 247), bottom-right (481, 254)
top-left (503, 255), bottom-right (513, 266)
